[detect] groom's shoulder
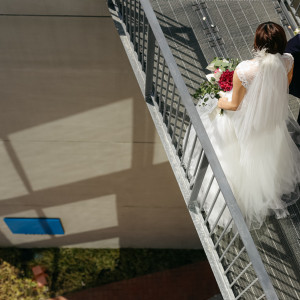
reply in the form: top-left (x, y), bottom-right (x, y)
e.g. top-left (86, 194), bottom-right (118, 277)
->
top-left (286, 34), bottom-right (300, 53)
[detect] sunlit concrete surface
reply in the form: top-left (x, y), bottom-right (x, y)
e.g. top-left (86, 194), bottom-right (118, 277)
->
top-left (0, 0), bottom-right (200, 248)
top-left (9, 99), bottom-right (134, 190)
top-left (0, 141), bottom-right (29, 199)
top-left (152, 131), bottom-right (169, 165)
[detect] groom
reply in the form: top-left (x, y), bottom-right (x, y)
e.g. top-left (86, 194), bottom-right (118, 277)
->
top-left (285, 33), bottom-right (300, 125)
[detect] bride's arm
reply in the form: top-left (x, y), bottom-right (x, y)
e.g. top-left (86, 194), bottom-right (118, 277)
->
top-left (217, 71), bottom-right (246, 111)
top-left (288, 63), bottom-right (294, 85)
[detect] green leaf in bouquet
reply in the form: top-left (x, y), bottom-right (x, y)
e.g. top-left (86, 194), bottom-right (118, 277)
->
top-left (213, 57), bottom-right (240, 71)
top-left (213, 60), bottom-right (222, 67)
top-left (230, 58), bottom-right (240, 70)
top-left (213, 57), bottom-right (226, 66)
top-left (211, 57), bottom-right (218, 64)
top-left (221, 62), bottom-right (229, 68)
top-left (193, 79), bottom-right (220, 100)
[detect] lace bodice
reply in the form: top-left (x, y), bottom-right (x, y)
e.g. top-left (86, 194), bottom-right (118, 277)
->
top-left (235, 53), bottom-right (294, 89)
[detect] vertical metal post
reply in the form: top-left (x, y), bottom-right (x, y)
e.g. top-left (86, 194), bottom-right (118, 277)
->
top-left (145, 25), bottom-right (156, 100)
top-left (213, 218), bottom-right (233, 245)
top-left (129, 0), bottom-right (132, 40)
top-left (158, 59), bottom-right (166, 110)
top-left (134, 0), bottom-right (137, 50)
top-left (185, 134), bottom-right (198, 177)
top-left (167, 84), bottom-right (176, 131)
top-left (154, 47), bottom-right (161, 100)
top-left (122, 0), bottom-right (125, 20)
top-left (138, 1), bottom-right (141, 56)
top-left (181, 124), bottom-right (192, 164)
top-left (163, 72), bottom-right (171, 121)
top-left (204, 189), bottom-right (220, 223)
top-left (142, 14), bottom-right (146, 70)
top-left (209, 202), bottom-right (227, 234)
top-left (176, 109), bottom-right (187, 154)
top-left (219, 232), bottom-right (239, 262)
top-left (172, 99), bottom-right (181, 143)
top-left (192, 149), bottom-right (204, 178)
top-left (125, 0), bottom-right (128, 30)
top-left (199, 174), bottom-right (214, 211)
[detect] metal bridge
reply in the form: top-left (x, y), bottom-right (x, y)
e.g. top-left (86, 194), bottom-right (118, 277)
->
top-left (108, 0), bottom-right (300, 299)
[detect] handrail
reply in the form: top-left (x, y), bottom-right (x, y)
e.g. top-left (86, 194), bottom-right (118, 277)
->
top-left (109, 0), bottom-right (279, 298)
top-left (283, 0), bottom-right (300, 27)
top-left (278, 0), bottom-right (299, 37)
top-left (138, 1), bottom-right (277, 298)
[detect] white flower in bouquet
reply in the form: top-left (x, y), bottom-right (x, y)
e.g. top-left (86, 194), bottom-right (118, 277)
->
top-left (206, 62), bottom-right (216, 72)
top-left (294, 27), bottom-right (300, 35)
top-left (213, 68), bottom-right (223, 81)
top-left (206, 73), bottom-right (215, 82)
top-left (218, 91), bottom-right (226, 98)
top-left (206, 68), bottom-right (223, 82)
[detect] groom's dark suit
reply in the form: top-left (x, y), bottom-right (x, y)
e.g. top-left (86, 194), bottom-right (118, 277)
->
top-left (285, 34), bottom-right (300, 125)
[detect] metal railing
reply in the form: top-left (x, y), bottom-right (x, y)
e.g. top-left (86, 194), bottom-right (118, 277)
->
top-left (277, 0), bottom-right (300, 37)
top-left (284, 0), bottom-right (300, 26)
top-left (109, 0), bottom-right (279, 299)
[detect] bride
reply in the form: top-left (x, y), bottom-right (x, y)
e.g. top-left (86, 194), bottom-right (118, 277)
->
top-left (183, 22), bottom-right (300, 230)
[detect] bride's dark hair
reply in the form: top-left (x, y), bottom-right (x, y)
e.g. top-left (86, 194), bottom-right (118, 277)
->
top-left (254, 22), bottom-right (287, 54)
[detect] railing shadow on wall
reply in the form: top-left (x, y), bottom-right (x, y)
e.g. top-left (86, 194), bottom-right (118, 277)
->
top-left (0, 3), bottom-right (198, 253)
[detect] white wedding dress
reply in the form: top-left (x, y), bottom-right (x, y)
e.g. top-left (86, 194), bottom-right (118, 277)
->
top-left (183, 51), bottom-right (300, 230)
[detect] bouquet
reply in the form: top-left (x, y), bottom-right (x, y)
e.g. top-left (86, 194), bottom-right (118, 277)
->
top-left (193, 57), bottom-right (239, 115)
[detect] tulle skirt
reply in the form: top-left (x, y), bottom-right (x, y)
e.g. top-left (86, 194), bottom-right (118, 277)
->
top-left (183, 103), bottom-right (300, 230)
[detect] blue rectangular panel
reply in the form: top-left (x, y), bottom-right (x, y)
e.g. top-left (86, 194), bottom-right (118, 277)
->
top-left (4, 218), bottom-right (64, 235)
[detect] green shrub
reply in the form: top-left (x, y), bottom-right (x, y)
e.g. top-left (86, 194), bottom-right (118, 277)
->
top-left (0, 259), bottom-right (49, 300)
top-left (0, 248), bottom-right (206, 298)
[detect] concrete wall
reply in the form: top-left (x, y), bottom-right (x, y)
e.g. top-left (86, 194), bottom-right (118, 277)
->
top-left (0, 0), bottom-right (200, 248)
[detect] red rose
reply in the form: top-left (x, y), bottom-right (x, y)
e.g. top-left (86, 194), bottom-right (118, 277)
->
top-left (218, 70), bottom-right (234, 91)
